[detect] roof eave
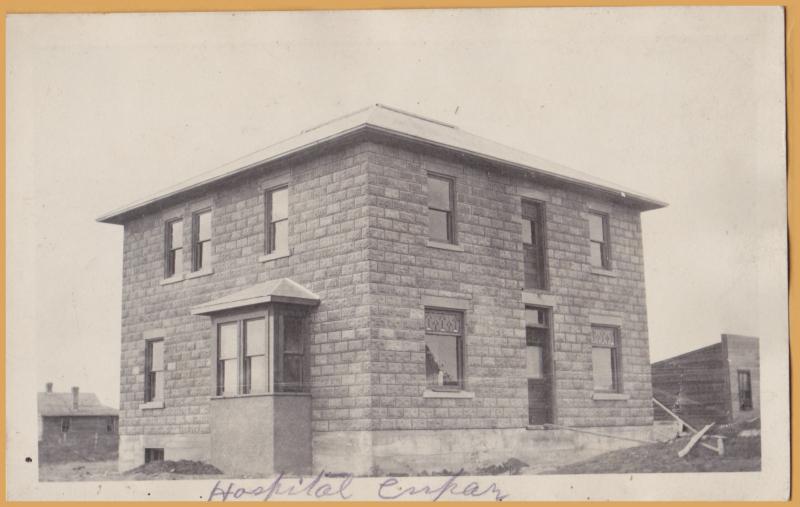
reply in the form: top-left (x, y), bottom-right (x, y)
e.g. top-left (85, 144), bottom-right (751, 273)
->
top-left (97, 120), bottom-right (667, 225)
top-left (362, 124), bottom-right (668, 211)
top-left (96, 124), bottom-right (370, 225)
top-left (190, 293), bottom-right (321, 316)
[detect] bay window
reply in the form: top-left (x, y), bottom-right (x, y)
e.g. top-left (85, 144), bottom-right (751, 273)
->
top-left (214, 305), bottom-right (308, 396)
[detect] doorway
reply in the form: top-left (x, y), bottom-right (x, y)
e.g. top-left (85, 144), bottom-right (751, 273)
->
top-left (526, 307), bottom-right (553, 425)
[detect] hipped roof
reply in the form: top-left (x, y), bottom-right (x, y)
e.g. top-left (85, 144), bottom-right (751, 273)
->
top-left (97, 104), bottom-right (666, 224)
top-left (190, 278), bottom-right (320, 316)
top-left (38, 392), bottom-right (118, 417)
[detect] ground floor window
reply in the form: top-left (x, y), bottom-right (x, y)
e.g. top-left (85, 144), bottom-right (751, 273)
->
top-left (738, 369), bottom-right (753, 410)
top-left (215, 305), bottom-right (309, 396)
top-left (424, 309), bottom-right (464, 389)
top-left (274, 311), bottom-right (306, 392)
top-left (60, 417), bottom-right (70, 433)
top-left (144, 448), bottom-right (164, 464)
top-left (145, 338), bottom-right (165, 402)
top-left (591, 325), bottom-right (621, 392)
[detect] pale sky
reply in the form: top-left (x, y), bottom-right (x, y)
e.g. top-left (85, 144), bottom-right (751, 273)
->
top-left (7, 7), bottom-right (786, 411)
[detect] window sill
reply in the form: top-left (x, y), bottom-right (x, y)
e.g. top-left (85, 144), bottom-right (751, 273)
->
top-left (592, 392), bottom-right (629, 401)
top-left (426, 240), bottom-right (464, 252)
top-left (139, 401), bottom-right (165, 410)
top-left (160, 274), bottom-right (185, 286)
top-left (590, 266), bottom-right (617, 277)
top-left (526, 424), bottom-right (553, 431)
top-left (185, 268), bottom-right (214, 280)
top-left (521, 290), bottom-right (556, 307)
top-left (258, 250), bottom-right (291, 263)
top-left (423, 389), bottom-right (474, 399)
top-left (210, 392), bottom-right (311, 400)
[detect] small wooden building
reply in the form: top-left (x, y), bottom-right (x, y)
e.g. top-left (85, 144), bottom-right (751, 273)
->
top-left (38, 383), bottom-right (119, 463)
top-left (651, 334), bottom-right (759, 427)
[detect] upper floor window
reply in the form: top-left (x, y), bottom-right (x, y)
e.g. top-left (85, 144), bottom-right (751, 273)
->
top-left (591, 325), bottom-right (620, 392)
top-left (588, 212), bottom-right (610, 269)
top-left (192, 210), bottom-right (212, 272)
top-left (165, 219), bottom-right (183, 278)
top-left (522, 199), bottom-right (547, 290)
top-left (738, 369), bottom-right (753, 410)
top-left (265, 186), bottom-right (289, 254)
top-left (145, 339), bottom-right (165, 402)
top-left (424, 309), bottom-right (464, 390)
top-left (428, 174), bottom-right (455, 244)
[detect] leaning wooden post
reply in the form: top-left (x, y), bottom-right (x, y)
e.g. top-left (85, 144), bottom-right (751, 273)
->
top-left (678, 423), bottom-right (714, 458)
top-left (652, 397), bottom-right (698, 433)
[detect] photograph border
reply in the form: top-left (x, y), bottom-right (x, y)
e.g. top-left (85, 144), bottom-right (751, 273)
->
top-left (1, 0), bottom-right (796, 504)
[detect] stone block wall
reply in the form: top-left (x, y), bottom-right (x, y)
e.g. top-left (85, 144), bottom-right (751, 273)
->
top-left (116, 134), bottom-right (656, 471)
top-left (118, 141), bottom-right (372, 469)
top-left (363, 139), bottom-right (654, 431)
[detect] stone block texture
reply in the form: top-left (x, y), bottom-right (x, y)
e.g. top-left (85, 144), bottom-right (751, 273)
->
top-left (117, 135), bottom-right (655, 472)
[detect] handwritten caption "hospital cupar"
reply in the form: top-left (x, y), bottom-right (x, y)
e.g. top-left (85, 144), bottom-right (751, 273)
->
top-left (207, 469), bottom-right (509, 502)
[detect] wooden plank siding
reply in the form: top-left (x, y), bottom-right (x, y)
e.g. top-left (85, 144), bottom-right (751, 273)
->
top-left (651, 343), bottom-right (730, 427)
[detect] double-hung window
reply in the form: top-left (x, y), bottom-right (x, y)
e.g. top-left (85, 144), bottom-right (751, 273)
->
top-left (738, 370), bottom-right (753, 410)
top-left (275, 312), bottom-right (306, 392)
top-left (215, 307), bottom-right (307, 396)
top-left (588, 212), bottom-right (610, 269)
top-left (192, 210), bottom-right (212, 272)
top-left (61, 418), bottom-right (70, 433)
top-left (424, 309), bottom-right (464, 390)
top-left (243, 319), bottom-right (267, 395)
top-left (217, 322), bottom-right (241, 396)
top-left (265, 187), bottom-right (289, 254)
top-left (145, 339), bottom-right (165, 402)
top-left (522, 199), bottom-right (547, 290)
top-left (428, 174), bottom-right (455, 244)
top-left (165, 219), bottom-right (183, 277)
top-left (591, 325), bottom-right (620, 392)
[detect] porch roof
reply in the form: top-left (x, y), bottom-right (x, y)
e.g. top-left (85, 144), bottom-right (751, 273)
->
top-left (190, 278), bottom-right (320, 316)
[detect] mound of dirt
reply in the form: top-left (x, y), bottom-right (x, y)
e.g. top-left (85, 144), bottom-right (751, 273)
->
top-left (125, 460), bottom-right (222, 476)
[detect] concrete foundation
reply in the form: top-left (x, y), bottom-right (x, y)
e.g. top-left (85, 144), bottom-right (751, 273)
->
top-left (118, 433), bottom-right (210, 472)
top-left (314, 425), bottom-right (654, 475)
top-left (210, 393), bottom-right (312, 477)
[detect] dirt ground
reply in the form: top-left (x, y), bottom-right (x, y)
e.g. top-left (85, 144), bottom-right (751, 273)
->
top-left (547, 421), bottom-right (761, 474)
top-left (39, 460), bottom-right (227, 482)
top-left (40, 420), bottom-right (760, 481)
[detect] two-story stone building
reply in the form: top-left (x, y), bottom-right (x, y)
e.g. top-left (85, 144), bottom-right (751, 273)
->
top-left (98, 104), bottom-right (666, 475)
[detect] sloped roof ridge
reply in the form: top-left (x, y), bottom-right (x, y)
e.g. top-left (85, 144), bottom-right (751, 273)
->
top-left (98, 104), bottom-right (666, 224)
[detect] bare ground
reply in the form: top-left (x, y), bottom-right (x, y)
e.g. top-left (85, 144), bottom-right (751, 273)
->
top-left (545, 421), bottom-right (761, 474)
top-left (39, 460), bottom-right (228, 482)
top-left (40, 421), bottom-right (760, 481)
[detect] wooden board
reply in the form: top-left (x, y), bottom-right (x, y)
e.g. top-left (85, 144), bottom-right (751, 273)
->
top-left (678, 423), bottom-right (714, 458)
